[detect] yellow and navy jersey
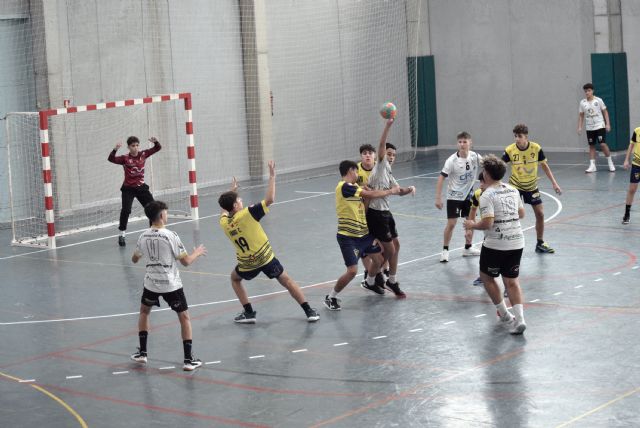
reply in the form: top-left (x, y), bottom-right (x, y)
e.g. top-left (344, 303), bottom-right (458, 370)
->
top-left (335, 181), bottom-right (368, 237)
top-left (502, 141), bottom-right (547, 191)
top-left (356, 162), bottom-right (373, 187)
top-left (631, 127), bottom-right (640, 166)
top-left (219, 200), bottom-right (275, 271)
top-left (471, 187), bottom-right (483, 208)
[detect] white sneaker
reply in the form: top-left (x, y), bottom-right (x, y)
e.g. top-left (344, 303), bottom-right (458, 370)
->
top-left (585, 164), bottom-right (597, 173)
top-left (440, 249), bottom-right (449, 262)
top-left (509, 320), bottom-right (527, 335)
top-left (608, 163), bottom-right (616, 172)
top-left (498, 311), bottom-right (514, 324)
top-left (462, 247), bottom-right (480, 257)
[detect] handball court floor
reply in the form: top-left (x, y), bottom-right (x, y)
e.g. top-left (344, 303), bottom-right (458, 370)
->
top-left (0, 150), bottom-right (638, 428)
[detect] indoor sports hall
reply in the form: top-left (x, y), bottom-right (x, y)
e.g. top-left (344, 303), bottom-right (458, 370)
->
top-left (1, 1), bottom-right (639, 427)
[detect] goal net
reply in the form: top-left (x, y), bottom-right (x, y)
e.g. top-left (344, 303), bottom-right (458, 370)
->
top-left (6, 94), bottom-right (197, 248)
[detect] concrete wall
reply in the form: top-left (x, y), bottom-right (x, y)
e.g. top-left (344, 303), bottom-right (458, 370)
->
top-left (429, 0), bottom-right (595, 151)
top-left (622, 0), bottom-right (640, 131)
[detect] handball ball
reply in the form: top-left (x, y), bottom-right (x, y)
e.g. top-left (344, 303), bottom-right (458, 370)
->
top-left (380, 102), bottom-right (397, 119)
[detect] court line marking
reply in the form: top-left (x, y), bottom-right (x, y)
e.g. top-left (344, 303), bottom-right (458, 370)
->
top-left (112, 371), bottom-right (128, 375)
top-left (19, 379), bottom-right (36, 383)
top-left (291, 349), bottom-right (307, 353)
top-left (574, 285), bottom-right (583, 289)
top-left (613, 272), bottom-right (621, 276)
top-left (294, 191), bottom-right (332, 195)
top-left (333, 342), bottom-right (348, 347)
top-left (474, 314), bottom-right (487, 318)
top-left (408, 328), bottom-right (423, 332)
top-left (158, 366), bottom-right (175, 370)
top-left (594, 278), bottom-right (603, 282)
top-left (249, 355), bottom-right (265, 359)
top-left (553, 292), bottom-right (563, 296)
top-left (0, 189), bottom-right (563, 326)
top-left (529, 299), bottom-right (540, 303)
top-left (205, 361), bottom-right (221, 365)
top-left (0, 371), bottom-right (88, 428)
top-left (443, 321), bottom-right (455, 325)
top-left (65, 375), bottom-right (83, 380)
top-left (371, 336), bottom-right (387, 340)
top-left (554, 386), bottom-right (640, 428)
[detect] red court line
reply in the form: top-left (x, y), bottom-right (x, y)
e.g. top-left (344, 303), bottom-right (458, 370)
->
top-left (38, 383), bottom-right (270, 428)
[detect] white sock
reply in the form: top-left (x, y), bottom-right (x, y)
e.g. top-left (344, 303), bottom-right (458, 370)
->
top-left (329, 289), bottom-right (339, 299)
top-left (366, 275), bottom-right (376, 286)
top-left (512, 304), bottom-right (525, 323)
top-left (495, 300), bottom-right (509, 318)
top-left (590, 159), bottom-right (596, 166)
top-left (388, 274), bottom-right (397, 284)
top-left (607, 156), bottom-right (614, 164)
top-left (120, 231), bottom-right (126, 237)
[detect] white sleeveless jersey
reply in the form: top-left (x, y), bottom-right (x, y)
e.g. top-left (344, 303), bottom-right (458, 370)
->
top-left (441, 151), bottom-right (482, 200)
top-left (134, 227), bottom-right (188, 293)
top-left (479, 183), bottom-right (525, 251)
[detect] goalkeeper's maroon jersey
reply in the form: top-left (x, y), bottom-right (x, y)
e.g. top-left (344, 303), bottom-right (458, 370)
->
top-left (108, 143), bottom-right (161, 187)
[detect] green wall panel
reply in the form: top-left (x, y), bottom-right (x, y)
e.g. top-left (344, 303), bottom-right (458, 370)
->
top-left (591, 53), bottom-right (629, 151)
top-left (408, 55), bottom-right (438, 147)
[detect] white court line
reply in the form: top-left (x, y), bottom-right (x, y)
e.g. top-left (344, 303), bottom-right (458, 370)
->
top-left (553, 292), bottom-right (563, 296)
top-left (19, 379), bottom-right (35, 383)
top-left (529, 299), bottom-right (540, 303)
top-left (372, 336), bottom-right (387, 340)
top-left (333, 342), bottom-right (348, 347)
top-left (474, 314), bottom-right (487, 318)
top-left (294, 191), bottom-right (332, 195)
top-left (633, 266), bottom-right (639, 270)
top-left (291, 349), bottom-right (307, 353)
top-left (205, 361), bottom-right (221, 365)
top-left (594, 278), bottom-right (603, 282)
top-left (65, 375), bottom-right (82, 379)
top-left (249, 355), bottom-right (265, 359)
top-left (574, 285), bottom-right (584, 289)
top-left (408, 328), bottom-right (423, 332)
top-left (0, 181), bottom-right (563, 326)
top-left (443, 321), bottom-right (455, 325)
top-left (112, 371), bottom-right (129, 375)
top-left (613, 272), bottom-right (621, 276)
top-left (158, 366), bottom-right (175, 370)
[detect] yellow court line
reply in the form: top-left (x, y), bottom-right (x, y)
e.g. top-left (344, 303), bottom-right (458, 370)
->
top-left (0, 371), bottom-right (88, 428)
top-left (555, 386), bottom-right (640, 428)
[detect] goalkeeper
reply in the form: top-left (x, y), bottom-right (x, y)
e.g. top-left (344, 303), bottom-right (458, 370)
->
top-left (108, 136), bottom-right (162, 246)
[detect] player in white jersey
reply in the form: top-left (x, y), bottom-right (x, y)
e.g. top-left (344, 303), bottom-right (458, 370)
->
top-left (435, 131), bottom-right (482, 262)
top-left (130, 200), bottom-right (207, 371)
top-left (464, 155), bottom-right (526, 334)
top-left (577, 82), bottom-right (615, 172)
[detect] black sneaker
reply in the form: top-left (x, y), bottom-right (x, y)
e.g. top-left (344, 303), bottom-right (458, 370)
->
top-left (118, 235), bottom-right (126, 247)
top-left (323, 295), bottom-right (341, 311)
top-left (305, 308), bottom-right (320, 322)
top-left (622, 216), bottom-right (630, 225)
top-left (361, 281), bottom-right (385, 295)
top-left (535, 242), bottom-right (555, 253)
top-left (374, 272), bottom-right (386, 288)
top-left (234, 310), bottom-right (257, 324)
top-left (385, 280), bottom-right (406, 298)
top-left (130, 348), bottom-right (147, 363)
top-left (183, 358), bottom-right (203, 371)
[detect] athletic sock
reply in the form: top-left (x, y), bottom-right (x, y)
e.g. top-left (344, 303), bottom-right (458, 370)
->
top-left (625, 205), bottom-right (631, 216)
top-left (366, 275), bottom-right (376, 286)
top-left (589, 159), bottom-right (596, 166)
top-left (464, 244), bottom-right (471, 249)
top-left (139, 331), bottom-right (148, 354)
top-left (388, 274), bottom-right (397, 284)
top-left (495, 300), bottom-right (509, 318)
top-left (443, 246), bottom-right (449, 251)
top-left (329, 289), bottom-right (339, 299)
top-left (120, 231), bottom-right (126, 237)
top-left (183, 340), bottom-right (193, 361)
top-left (512, 304), bottom-right (525, 323)
top-left (243, 303), bottom-right (254, 314)
top-left (300, 302), bottom-right (311, 312)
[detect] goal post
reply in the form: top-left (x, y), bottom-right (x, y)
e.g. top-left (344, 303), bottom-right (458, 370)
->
top-left (7, 92), bottom-right (198, 248)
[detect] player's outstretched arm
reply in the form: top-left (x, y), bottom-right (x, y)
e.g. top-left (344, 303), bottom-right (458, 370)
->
top-left (540, 163), bottom-right (562, 195)
top-left (108, 142), bottom-right (123, 163)
top-left (180, 244), bottom-right (207, 267)
top-left (395, 185), bottom-right (416, 196)
top-left (377, 119), bottom-right (394, 162)
top-left (361, 187), bottom-right (399, 199)
top-left (265, 160), bottom-right (276, 206)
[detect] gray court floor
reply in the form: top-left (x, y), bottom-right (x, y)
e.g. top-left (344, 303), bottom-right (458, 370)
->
top-left (0, 150), bottom-right (638, 427)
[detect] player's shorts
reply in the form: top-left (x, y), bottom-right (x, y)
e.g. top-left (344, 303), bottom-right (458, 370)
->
top-left (630, 164), bottom-right (640, 184)
top-left (518, 188), bottom-right (542, 206)
top-left (479, 246), bottom-right (523, 279)
top-left (141, 287), bottom-right (188, 313)
top-left (337, 234), bottom-right (381, 267)
top-left (586, 128), bottom-right (607, 146)
top-left (446, 198), bottom-right (472, 219)
top-left (235, 258), bottom-right (284, 280)
top-left (366, 208), bottom-right (398, 242)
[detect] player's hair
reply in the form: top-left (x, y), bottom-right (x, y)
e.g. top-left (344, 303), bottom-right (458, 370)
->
top-left (512, 123), bottom-right (528, 135)
top-left (359, 144), bottom-right (376, 154)
top-left (583, 82), bottom-right (594, 91)
top-left (144, 200), bottom-right (168, 222)
top-left (126, 136), bottom-right (140, 146)
top-left (481, 154), bottom-right (507, 181)
top-left (218, 191), bottom-right (238, 212)
top-left (478, 171), bottom-right (484, 182)
top-left (456, 131), bottom-right (471, 140)
top-left (339, 160), bottom-right (358, 176)
top-left (385, 142), bottom-right (397, 151)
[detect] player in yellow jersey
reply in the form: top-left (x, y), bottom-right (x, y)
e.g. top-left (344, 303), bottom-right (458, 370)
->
top-left (357, 144), bottom-right (376, 186)
top-left (218, 161), bottom-right (319, 323)
top-left (622, 126), bottom-right (640, 224)
top-left (324, 160), bottom-right (400, 310)
top-left (502, 124), bottom-right (562, 253)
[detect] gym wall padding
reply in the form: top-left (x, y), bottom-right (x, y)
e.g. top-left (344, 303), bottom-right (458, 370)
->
top-left (591, 52), bottom-right (629, 151)
top-left (408, 55), bottom-right (438, 147)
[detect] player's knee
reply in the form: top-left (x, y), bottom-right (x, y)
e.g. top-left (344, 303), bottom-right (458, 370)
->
top-left (346, 265), bottom-right (358, 278)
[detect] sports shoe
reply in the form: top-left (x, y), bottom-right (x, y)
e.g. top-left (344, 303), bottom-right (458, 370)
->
top-left (374, 272), bottom-right (386, 288)
top-left (608, 161), bottom-right (616, 172)
top-left (385, 280), bottom-right (406, 298)
top-left (498, 311), bottom-right (515, 325)
top-left (585, 164), bottom-right (597, 173)
top-left (361, 280), bottom-right (385, 295)
top-left (118, 235), bottom-right (126, 247)
top-left (509, 320), bottom-right (527, 335)
top-left (130, 348), bottom-right (147, 363)
top-left (462, 247), bottom-right (480, 257)
top-left (622, 216), bottom-right (630, 225)
top-left (183, 358), bottom-right (203, 371)
top-left (323, 295), bottom-right (341, 311)
top-left (234, 310), bottom-right (257, 324)
top-left (440, 249), bottom-right (449, 262)
top-left (535, 242), bottom-right (555, 253)
top-left (472, 276), bottom-right (483, 286)
top-left (305, 308), bottom-right (320, 322)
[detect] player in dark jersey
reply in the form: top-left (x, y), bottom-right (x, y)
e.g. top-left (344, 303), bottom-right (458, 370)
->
top-left (108, 136), bottom-right (161, 247)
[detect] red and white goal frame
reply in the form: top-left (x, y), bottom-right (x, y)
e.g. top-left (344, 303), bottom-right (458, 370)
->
top-left (38, 92), bottom-right (199, 248)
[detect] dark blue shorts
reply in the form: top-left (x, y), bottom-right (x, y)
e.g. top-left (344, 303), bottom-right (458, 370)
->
top-left (336, 234), bottom-right (381, 267)
top-left (518, 188), bottom-right (542, 206)
top-left (141, 287), bottom-right (188, 313)
top-left (630, 164), bottom-right (640, 184)
top-left (235, 258), bottom-right (284, 280)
